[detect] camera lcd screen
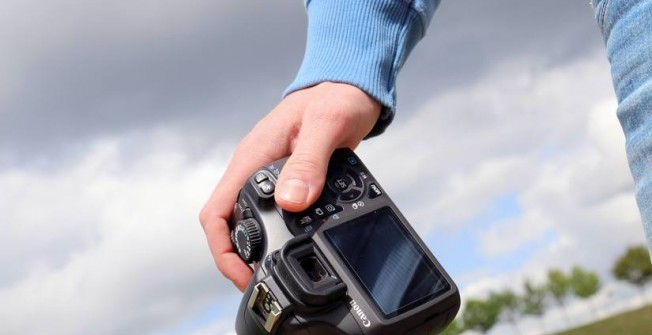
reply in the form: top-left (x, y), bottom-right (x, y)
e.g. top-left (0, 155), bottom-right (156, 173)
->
top-left (324, 207), bottom-right (450, 318)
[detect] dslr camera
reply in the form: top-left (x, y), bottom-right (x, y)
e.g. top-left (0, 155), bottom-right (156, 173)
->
top-left (230, 149), bottom-right (460, 334)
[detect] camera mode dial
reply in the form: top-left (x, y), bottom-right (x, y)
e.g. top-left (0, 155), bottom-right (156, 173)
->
top-left (233, 218), bottom-right (263, 263)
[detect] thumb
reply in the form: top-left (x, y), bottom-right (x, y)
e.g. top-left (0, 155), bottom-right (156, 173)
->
top-left (275, 147), bottom-right (333, 213)
top-left (275, 125), bottom-right (342, 212)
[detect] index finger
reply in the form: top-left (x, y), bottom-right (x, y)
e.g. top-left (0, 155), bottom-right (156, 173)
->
top-left (199, 120), bottom-right (293, 291)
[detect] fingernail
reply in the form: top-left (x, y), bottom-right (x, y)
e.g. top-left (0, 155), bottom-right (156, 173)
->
top-left (278, 178), bottom-right (309, 204)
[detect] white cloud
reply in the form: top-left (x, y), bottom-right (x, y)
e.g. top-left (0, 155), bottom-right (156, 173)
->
top-left (361, 50), bottom-right (616, 232)
top-left (0, 129), bottom-right (241, 334)
top-left (478, 98), bottom-right (637, 260)
top-left (480, 210), bottom-right (551, 257)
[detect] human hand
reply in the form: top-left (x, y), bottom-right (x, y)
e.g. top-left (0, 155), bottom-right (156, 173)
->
top-left (199, 82), bottom-right (381, 291)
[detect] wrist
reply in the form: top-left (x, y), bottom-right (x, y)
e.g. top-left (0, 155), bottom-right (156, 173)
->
top-left (285, 0), bottom-right (428, 137)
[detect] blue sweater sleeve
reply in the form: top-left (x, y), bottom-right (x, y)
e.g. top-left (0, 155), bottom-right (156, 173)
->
top-left (284, 0), bottom-right (441, 137)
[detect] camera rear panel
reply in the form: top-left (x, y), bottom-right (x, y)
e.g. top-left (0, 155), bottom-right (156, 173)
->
top-left (281, 150), bottom-right (382, 237)
top-left (230, 148), bottom-right (460, 335)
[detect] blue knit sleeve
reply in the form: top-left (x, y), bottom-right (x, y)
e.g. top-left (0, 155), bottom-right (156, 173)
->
top-left (284, 0), bottom-right (441, 137)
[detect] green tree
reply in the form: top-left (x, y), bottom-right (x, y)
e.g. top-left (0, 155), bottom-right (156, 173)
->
top-left (521, 280), bottom-right (547, 333)
top-left (547, 268), bottom-right (571, 326)
top-left (569, 266), bottom-right (601, 319)
top-left (437, 318), bottom-right (463, 335)
top-left (489, 290), bottom-right (522, 335)
top-left (462, 298), bottom-right (501, 334)
top-left (613, 245), bottom-right (652, 304)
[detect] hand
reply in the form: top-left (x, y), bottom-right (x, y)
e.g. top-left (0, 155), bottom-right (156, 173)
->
top-left (199, 82), bottom-right (381, 291)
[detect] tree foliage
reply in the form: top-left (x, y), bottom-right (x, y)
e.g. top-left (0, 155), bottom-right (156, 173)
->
top-left (521, 280), bottom-right (546, 317)
top-left (612, 245), bottom-right (652, 287)
top-left (489, 290), bottom-right (522, 334)
top-left (462, 298), bottom-right (501, 334)
top-left (569, 266), bottom-right (601, 299)
top-left (569, 266), bottom-right (601, 319)
top-left (547, 268), bottom-right (571, 304)
top-left (546, 268), bottom-right (573, 326)
top-left (489, 290), bottom-right (520, 317)
top-left (445, 246), bottom-right (649, 335)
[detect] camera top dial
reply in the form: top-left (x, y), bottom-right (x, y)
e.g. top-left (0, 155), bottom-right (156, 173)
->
top-left (232, 218), bottom-right (263, 263)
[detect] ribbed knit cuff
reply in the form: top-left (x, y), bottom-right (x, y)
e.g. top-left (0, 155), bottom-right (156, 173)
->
top-left (284, 0), bottom-right (429, 137)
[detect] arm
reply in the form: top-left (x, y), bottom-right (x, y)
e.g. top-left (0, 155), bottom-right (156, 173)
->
top-left (592, 0), bottom-right (652, 255)
top-left (285, 0), bottom-right (441, 138)
top-left (200, 0), bottom-right (441, 291)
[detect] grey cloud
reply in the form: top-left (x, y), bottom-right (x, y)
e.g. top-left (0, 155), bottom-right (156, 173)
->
top-left (397, 0), bottom-right (605, 113)
top-left (1, 0), bottom-right (606, 169)
top-left (1, 0), bottom-right (305, 167)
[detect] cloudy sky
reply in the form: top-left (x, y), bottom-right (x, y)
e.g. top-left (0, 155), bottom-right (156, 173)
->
top-left (1, 0), bottom-right (649, 334)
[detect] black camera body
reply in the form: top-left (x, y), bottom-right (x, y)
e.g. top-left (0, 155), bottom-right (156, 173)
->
top-left (230, 149), bottom-right (460, 335)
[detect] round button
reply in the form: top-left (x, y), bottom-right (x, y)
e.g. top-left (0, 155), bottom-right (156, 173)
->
top-left (233, 218), bottom-right (263, 263)
top-left (337, 170), bottom-right (364, 202)
top-left (329, 175), bottom-right (351, 192)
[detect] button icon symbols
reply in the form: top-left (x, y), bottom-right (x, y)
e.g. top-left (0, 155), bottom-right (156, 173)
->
top-left (334, 178), bottom-right (348, 190)
top-left (352, 203), bottom-right (359, 210)
top-left (315, 208), bottom-right (324, 216)
top-left (368, 183), bottom-right (382, 198)
top-left (325, 204), bottom-right (336, 212)
top-left (267, 165), bottom-right (280, 176)
top-left (254, 172), bottom-right (268, 183)
top-left (347, 157), bottom-right (358, 165)
top-left (259, 181), bottom-right (275, 195)
top-left (298, 215), bottom-right (313, 226)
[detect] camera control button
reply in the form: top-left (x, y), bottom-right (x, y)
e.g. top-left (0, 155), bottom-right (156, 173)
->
top-left (340, 189), bottom-right (362, 202)
top-left (330, 176), bottom-right (350, 191)
top-left (348, 171), bottom-right (363, 188)
top-left (258, 180), bottom-right (275, 195)
top-left (313, 206), bottom-right (326, 218)
top-left (297, 215), bottom-right (313, 226)
top-left (347, 156), bottom-right (358, 166)
top-left (324, 203), bottom-right (342, 214)
top-left (368, 183), bottom-right (383, 199)
top-left (254, 172), bottom-right (269, 183)
top-left (242, 207), bottom-right (253, 219)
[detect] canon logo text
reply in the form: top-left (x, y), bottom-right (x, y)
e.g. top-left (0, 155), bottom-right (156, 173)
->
top-left (349, 299), bottom-right (371, 327)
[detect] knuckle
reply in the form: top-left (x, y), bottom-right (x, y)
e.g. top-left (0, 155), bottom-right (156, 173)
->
top-left (198, 205), bottom-right (215, 229)
top-left (311, 108), bottom-right (349, 130)
top-left (289, 151), bottom-right (323, 174)
top-left (198, 209), bottom-right (209, 228)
